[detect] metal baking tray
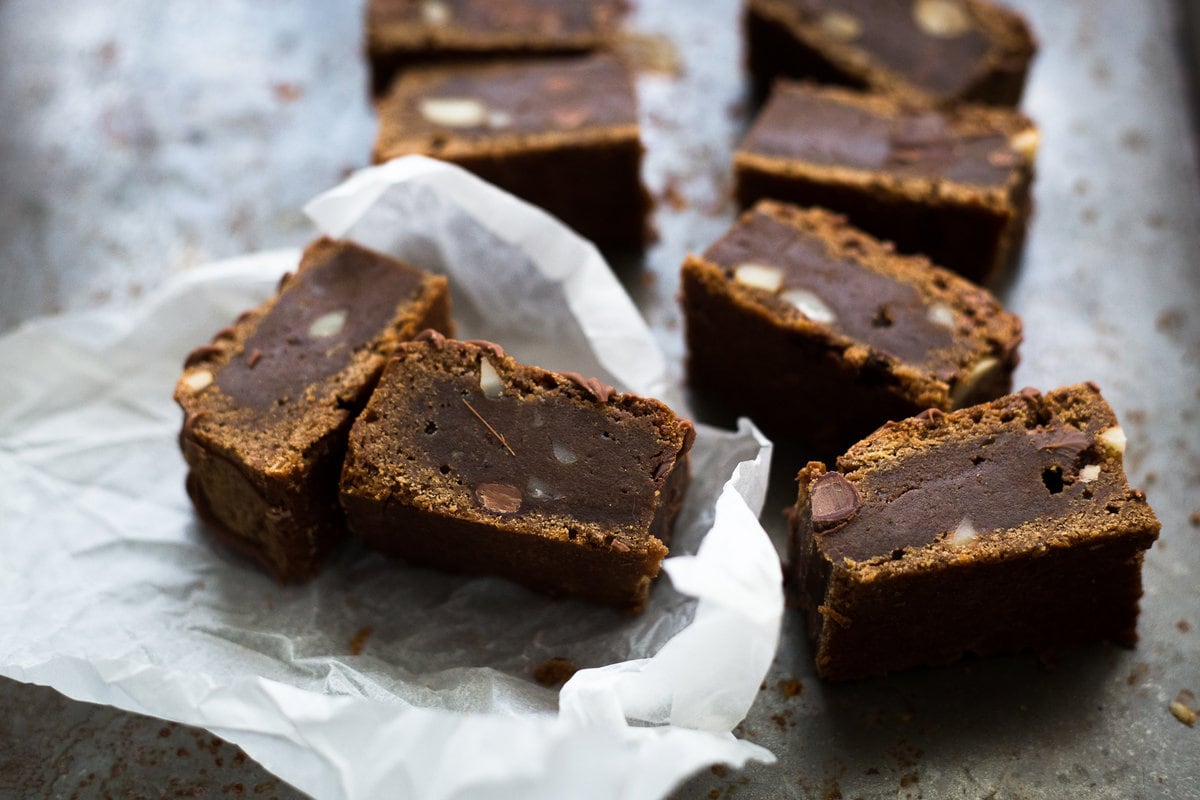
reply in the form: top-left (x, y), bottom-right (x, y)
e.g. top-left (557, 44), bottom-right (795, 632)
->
top-left (2, 0), bottom-right (1197, 797)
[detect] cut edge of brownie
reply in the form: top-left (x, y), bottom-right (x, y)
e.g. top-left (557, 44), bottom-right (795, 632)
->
top-left (339, 333), bottom-right (695, 611)
top-left (175, 237), bottom-right (454, 582)
top-left (788, 383), bottom-right (1161, 680)
top-left (744, 0), bottom-right (1037, 107)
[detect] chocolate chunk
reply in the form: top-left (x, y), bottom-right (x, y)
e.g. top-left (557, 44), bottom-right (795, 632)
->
top-left (475, 482), bottom-right (522, 514)
top-left (810, 472), bottom-right (862, 530)
top-left (561, 371), bottom-right (617, 402)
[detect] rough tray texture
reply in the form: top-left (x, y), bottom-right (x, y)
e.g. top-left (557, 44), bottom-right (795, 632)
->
top-left (374, 53), bottom-right (649, 249)
top-left (339, 333), bottom-right (695, 612)
top-left (682, 200), bottom-right (1022, 457)
top-left (734, 81), bottom-right (1038, 285)
top-left (366, 0), bottom-right (623, 96)
top-left (789, 383), bottom-right (1161, 681)
top-left (174, 238), bottom-right (453, 582)
top-left (744, 0), bottom-right (1036, 106)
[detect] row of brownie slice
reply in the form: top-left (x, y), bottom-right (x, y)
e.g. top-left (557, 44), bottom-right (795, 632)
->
top-left (175, 238), bottom-right (694, 612)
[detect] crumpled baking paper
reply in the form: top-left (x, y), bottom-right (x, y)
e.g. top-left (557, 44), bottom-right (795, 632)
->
top-left (0, 157), bottom-right (782, 799)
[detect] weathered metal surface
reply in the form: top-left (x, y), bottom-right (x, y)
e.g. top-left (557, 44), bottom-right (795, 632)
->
top-left (1, 0), bottom-right (1197, 797)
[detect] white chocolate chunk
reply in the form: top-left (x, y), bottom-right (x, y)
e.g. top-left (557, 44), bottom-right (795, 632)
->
top-left (553, 442), bottom-right (578, 465)
top-left (1099, 426), bottom-right (1127, 455)
top-left (487, 110), bottom-right (513, 129)
top-left (479, 357), bottom-right (504, 399)
top-left (308, 309), bottom-right (347, 339)
top-left (1010, 128), bottom-right (1040, 160)
top-left (949, 517), bottom-right (978, 546)
top-left (782, 289), bottom-right (836, 324)
top-left (927, 302), bottom-right (957, 329)
top-left (819, 10), bottom-right (862, 41)
top-left (913, 0), bottom-right (971, 38)
top-left (182, 369), bottom-right (214, 392)
top-left (419, 97), bottom-right (488, 128)
top-left (950, 357), bottom-right (999, 406)
top-left (733, 263), bottom-right (784, 292)
top-left (527, 476), bottom-right (566, 501)
top-left (1079, 464), bottom-right (1101, 483)
top-left (421, 0), bottom-right (451, 25)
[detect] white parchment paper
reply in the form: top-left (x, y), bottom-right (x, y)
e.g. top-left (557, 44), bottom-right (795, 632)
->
top-left (0, 157), bottom-right (782, 799)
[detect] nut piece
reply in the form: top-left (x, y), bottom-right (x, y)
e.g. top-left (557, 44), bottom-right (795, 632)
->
top-left (527, 476), bottom-right (565, 501)
top-left (553, 442), bottom-right (578, 464)
top-left (949, 517), bottom-right (978, 546)
top-left (479, 357), bottom-right (504, 399)
top-left (733, 262), bottom-right (783, 292)
top-left (810, 472), bottom-right (861, 531)
top-left (308, 309), bottom-right (347, 339)
top-left (1098, 425), bottom-right (1127, 456)
top-left (475, 482), bottom-right (521, 514)
top-left (912, 0), bottom-right (972, 38)
top-left (419, 97), bottom-right (488, 128)
top-left (421, 0), bottom-right (450, 25)
top-left (1079, 464), bottom-right (1101, 483)
top-left (1010, 128), bottom-right (1041, 160)
top-left (782, 288), bottom-right (836, 324)
top-left (949, 357), bottom-right (1000, 407)
top-left (818, 10), bottom-right (862, 42)
top-left (1170, 691), bottom-right (1197, 727)
top-left (927, 302), bottom-right (957, 329)
top-left (181, 369), bottom-right (214, 392)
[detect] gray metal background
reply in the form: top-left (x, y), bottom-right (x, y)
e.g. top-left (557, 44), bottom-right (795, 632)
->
top-left (1, 0), bottom-right (1197, 797)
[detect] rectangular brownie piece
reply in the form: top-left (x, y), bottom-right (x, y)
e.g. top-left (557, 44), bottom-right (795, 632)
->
top-left (374, 53), bottom-right (648, 249)
top-left (789, 384), bottom-right (1161, 680)
top-left (339, 333), bottom-right (695, 612)
top-left (734, 82), bottom-right (1038, 285)
top-left (174, 238), bottom-right (453, 582)
top-left (367, 0), bottom-right (623, 96)
top-left (682, 200), bottom-right (1022, 457)
top-left (744, 0), bottom-right (1036, 106)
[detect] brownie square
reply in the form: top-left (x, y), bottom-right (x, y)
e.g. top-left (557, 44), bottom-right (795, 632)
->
top-left (744, 0), bottom-right (1036, 106)
top-left (734, 82), bottom-right (1038, 285)
top-left (374, 53), bottom-right (649, 249)
top-left (367, 0), bottom-right (623, 96)
top-left (339, 333), bottom-right (695, 612)
top-left (789, 383), bottom-right (1161, 680)
top-left (175, 238), bottom-right (453, 582)
top-left (682, 200), bottom-right (1022, 457)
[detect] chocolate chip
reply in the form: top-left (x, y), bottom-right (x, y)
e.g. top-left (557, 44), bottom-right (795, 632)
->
top-left (1032, 427), bottom-right (1091, 460)
top-left (475, 482), bottom-right (521, 514)
top-left (561, 372), bottom-right (617, 402)
top-left (183, 344), bottom-right (224, 368)
top-left (810, 472), bottom-right (861, 531)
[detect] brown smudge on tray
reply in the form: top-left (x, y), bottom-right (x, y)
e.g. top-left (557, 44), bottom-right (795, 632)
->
top-left (533, 657), bottom-right (577, 687)
top-left (778, 677), bottom-right (803, 698)
top-left (348, 625), bottom-right (373, 655)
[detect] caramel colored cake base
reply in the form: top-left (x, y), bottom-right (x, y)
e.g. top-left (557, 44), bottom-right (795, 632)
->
top-left (790, 384), bottom-right (1160, 680)
top-left (339, 334), bottom-right (695, 611)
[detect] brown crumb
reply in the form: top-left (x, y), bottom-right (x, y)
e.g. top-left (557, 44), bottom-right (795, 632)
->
top-left (1170, 689), bottom-right (1196, 727)
top-left (1178, 620), bottom-right (1191, 634)
top-left (710, 764), bottom-right (729, 779)
top-left (778, 678), bottom-right (803, 698)
top-left (660, 177), bottom-right (688, 211)
top-left (348, 625), bottom-right (373, 655)
top-left (1126, 662), bottom-right (1149, 686)
top-left (1189, 511), bottom-right (1200, 527)
top-left (272, 82), bottom-right (303, 103)
top-left (533, 657), bottom-right (577, 687)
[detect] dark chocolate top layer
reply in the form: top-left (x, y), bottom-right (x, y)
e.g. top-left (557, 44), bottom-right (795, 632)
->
top-left (370, 0), bottom-right (614, 39)
top-left (816, 423), bottom-right (1117, 562)
top-left (704, 209), bottom-right (954, 365)
top-left (740, 85), bottom-right (1019, 188)
top-left (216, 242), bottom-right (427, 410)
top-left (786, 0), bottom-right (993, 96)
top-left (404, 366), bottom-right (671, 526)
top-left (386, 54), bottom-right (636, 140)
